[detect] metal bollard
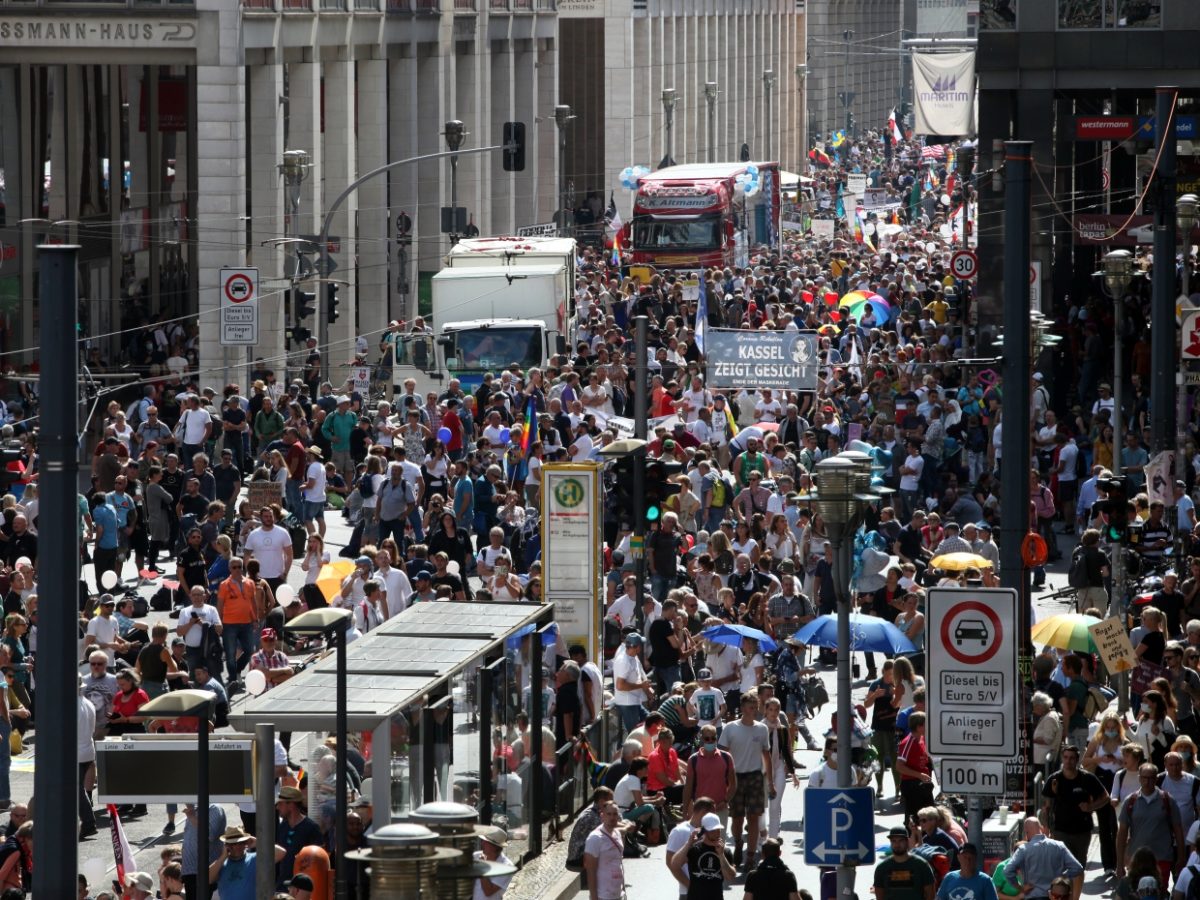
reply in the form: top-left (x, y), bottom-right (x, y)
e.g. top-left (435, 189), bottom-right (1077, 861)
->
top-left (344, 822), bottom-right (459, 899)
top-left (410, 801), bottom-right (518, 900)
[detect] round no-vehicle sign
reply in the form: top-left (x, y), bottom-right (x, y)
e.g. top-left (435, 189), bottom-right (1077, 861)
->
top-left (939, 599), bottom-right (1003, 665)
top-left (224, 272), bottom-right (255, 304)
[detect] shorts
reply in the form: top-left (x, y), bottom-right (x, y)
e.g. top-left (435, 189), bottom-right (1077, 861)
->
top-left (730, 770), bottom-right (765, 817)
top-left (301, 500), bottom-right (326, 523)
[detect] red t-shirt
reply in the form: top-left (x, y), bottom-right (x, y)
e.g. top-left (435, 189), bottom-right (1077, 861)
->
top-left (112, 688), bottom-right (149, 718)
top-left (688, 749), bottom-right (733, 804)
top-left (898, 733), bottom-right (930, 782)
top-left (646, 746), bottom-right (679, 792)
top-left (285, 440), bottom-right (307, 480)
top-left (442, 409), bottom-right (463, 452)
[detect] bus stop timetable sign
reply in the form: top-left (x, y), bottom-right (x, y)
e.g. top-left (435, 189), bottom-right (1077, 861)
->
top-left (926, 587), bottom-right (1018, 758)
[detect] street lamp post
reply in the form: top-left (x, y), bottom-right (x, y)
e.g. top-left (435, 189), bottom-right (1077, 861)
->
top-left (704, 82), bottom-right (719, 164)
top-left (443, 121), bottom-right (466, 247)
top-left (762, 70), bottom-right (777, 161)
top-left (795, 64), bottom-right (808, 174)
top-left (554, 105), bottom-right (575, 237)
top-left (139, 690), bottom-right (216, 900)
top-left (661, 89), bottom-right (678, 169)
top-left (280, 150), bottom-right (310, 281)
top-left (286, 608), bottom-right (353, 900)
top-left (812, 456), bottom-right (873, 900)
top-left (1176, 194), bottom-right (1198, 557)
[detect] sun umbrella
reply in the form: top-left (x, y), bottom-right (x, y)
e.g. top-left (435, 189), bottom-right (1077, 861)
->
top-left (838, 290), bottom-right (871, 308)
top-left (929, 551), bottom-right (994, 572)
top-left (702, 623), bottom-right (779, 653)
top-left (315, 559), bottom-right (358, 602)
top-left (844, 297), bottom-right (892, 325)
top-left (1032, 613), bottom-right (1102, 653)
top-left (795, 613), bottom-right (918, 655)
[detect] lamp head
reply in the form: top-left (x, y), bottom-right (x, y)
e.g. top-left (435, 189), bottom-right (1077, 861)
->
top-left (704, 81), bottom-right (719, 100)
top-left (1179, 193), bottom-right (1199, 234)
top-left (1102, 248), bottom-right (1134, 298)
top-left (443, 121), bottom-right (467, 152)
top-left (280, 149), bottom-right (310, 182)
top-left (763, 69), bottom-right (777, 88)
top-left (661, 88), bottom-right (677, 112)
top-left (554, 105), bottom-right (574, 128)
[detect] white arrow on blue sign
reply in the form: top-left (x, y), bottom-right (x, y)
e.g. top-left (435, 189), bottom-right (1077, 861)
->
top-left (803, 787), bottom-right (876, 867)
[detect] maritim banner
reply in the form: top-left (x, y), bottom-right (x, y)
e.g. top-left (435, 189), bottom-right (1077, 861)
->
top-left (912, 51), bottom-right (976, 136)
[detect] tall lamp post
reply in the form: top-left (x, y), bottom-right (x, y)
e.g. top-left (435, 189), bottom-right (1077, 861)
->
top-left (139, 690), bottom-right (216, 900)
top-left (812, 456), bottom-right (873, 900)
top-left (554, 105), bottom-right (575, 237)
top-left (762, 70), bottom-right (777, 161)
top-left (704, 82), bottom-right (719, 163)
top-left (443, 121), bottom-right (466, 247)
top-left (1176, 194), bottom-right (1198, 556)
top-left (794, 64), bottom-right (808, 174)
top-left (661, 89), bottom-right (678, 169)
top-left (280, 150), bottom-right (310, 281)
top-left (286, 608), bottom-right (353, 900)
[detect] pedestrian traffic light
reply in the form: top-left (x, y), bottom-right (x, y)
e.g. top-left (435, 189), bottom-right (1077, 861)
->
top-left (1101, 476), bottom-right (1129, 543)
top-left (502, 122), bottom-right (526, 172)
top-left (326, 283), bottom-right (340, 324)
top-left (294, 288), bottom-right (316, 321)
top-left (645, 459), bottom-right (683, 524)
top-left (287, 325), bottom-right (312, 346)
top-left (609, 457), bottom-right (637, 522)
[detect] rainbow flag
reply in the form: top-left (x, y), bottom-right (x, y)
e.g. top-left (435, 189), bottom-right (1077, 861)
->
top-left (520, 395), bottom-right (537, 458)
top-left (611, 230), bottom-right (620, 267)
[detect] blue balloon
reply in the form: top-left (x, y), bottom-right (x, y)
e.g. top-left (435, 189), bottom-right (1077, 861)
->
top-left (499, 427), bottom-right (511, 445)
top-left (437, 427), bottom-right (452, 444)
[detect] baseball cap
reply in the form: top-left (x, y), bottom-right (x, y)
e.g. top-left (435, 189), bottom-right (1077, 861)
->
top-left (700, 812), bottom-right (722, 831)
top-left (1139, 876), bottom-right (1160, 892)
top-left (287, 874), bottom-right (316, 891)
top-left (959, 842), bottom-right (978, 856)
top-left (337, 395), bottom-right (351, 404)
top-left (355, 555), bottom-right (373, 567)
top-left (887, 825), bottom-right (909, 838)
top-left (415, 570), bottom-right (432, 581)
top-left (697, 667), bottom-right (713, 679)
top-left (260, 628), bottom-right (278, 641)
top-left (100, 594), bottom-right (116, 606)
top-left (1032, 372), bottom-right (1044, 382)
top-left (624, 633), bottom-right (644, 647)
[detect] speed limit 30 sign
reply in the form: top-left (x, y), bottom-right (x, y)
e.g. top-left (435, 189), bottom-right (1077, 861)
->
top-left (950, 249), bottom-right (978, 281)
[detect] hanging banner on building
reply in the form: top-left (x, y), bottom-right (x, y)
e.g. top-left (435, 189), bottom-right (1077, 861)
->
top-left (916, 0), bottom-right (970, 36)
top-left (542, 462), bottom-right (602, 662)
top-left (704, 329), bottom-right (820, 390)
top-left (912, 51), bottom-right (976, 136)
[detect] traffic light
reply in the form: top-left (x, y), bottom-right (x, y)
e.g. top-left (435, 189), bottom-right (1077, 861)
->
top-left (294, 288), bottom-right (316, 321)
top-left (326, 283), bottom-right (340, 324)
top-left (287, 325), bottom-right (311, 346)
top-left (0, 443), bottom-right (24, 493)
top-left (644, 459), bottom-right (683, 524)
top-left (1101, 476), bottom-right (1129, 543)
top-left (502, 122), bottom-right (526, 172)
top-left (609, 457), bottom-right (637, 525)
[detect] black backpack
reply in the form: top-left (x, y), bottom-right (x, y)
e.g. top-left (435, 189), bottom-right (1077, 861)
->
top-left (1068, 547), bottom-right (1090, 589)
top-left (1185, 864), bottom-right (1200, 900)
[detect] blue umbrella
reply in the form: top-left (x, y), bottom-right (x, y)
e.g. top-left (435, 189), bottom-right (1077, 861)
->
top-left (794, 613), bottom-right (917, 655)
top-left (702, 623), bottom-right (779, 653)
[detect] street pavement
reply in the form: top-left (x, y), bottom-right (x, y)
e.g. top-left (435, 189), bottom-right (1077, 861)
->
top-left (34, 502), bottom-right (1109, 896)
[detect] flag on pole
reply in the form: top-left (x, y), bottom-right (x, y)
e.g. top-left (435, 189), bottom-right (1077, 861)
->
top-left (611, 229), bottom-right (620, 268)
top-left (889, 108), bottom-right (903, 143)
top-left (520, 395), bottom-right (537, 459)
top-left (605, 191), bottom-right (617, 222)
top-left (847, 331), bottom-right (862, 380)
top-left (835, 182), bottom-right (845, 219)
top-left (695, 271), bottom-right (708, 354)
top-left (107, 804), bottom-right (136, 888)
top-left (832, 130), bottom-right (847, 148)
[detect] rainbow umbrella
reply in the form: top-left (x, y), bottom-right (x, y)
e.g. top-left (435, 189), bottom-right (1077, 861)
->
top-left (1031, 613), bottom-right (1101, 653)
top-left (838, 290), bottom-right (871, 308)
top-left (845, 297), bottom-right (892, 325)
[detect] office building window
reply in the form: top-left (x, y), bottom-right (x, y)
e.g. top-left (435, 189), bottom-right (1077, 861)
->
top-left (979, 0), bottom-right (1016, 29)
top-left (1058, 0), bottom-right (1160, 28)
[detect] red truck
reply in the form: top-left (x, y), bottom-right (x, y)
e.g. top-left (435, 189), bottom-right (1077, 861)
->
top-left (626, 162), bottom-right (781, 269)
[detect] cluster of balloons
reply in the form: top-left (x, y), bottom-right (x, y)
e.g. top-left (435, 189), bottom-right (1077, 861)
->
top-left (619, 165), bottom-right (651, 191)
top-left (734, 164), bottom-right (761, 196)
top-left (437, 424), bottom-right (524, 447)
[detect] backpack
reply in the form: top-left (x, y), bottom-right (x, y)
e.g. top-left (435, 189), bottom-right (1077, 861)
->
top-left (1082, 684), bottom-right (1111, 720)
top-left (910, 844), bottom-right (950, 886)
top-left (125, 397), bottom-right (145, 429)
top-left (710, 476), bottom-right (728, 509)
top-left (688, 748), bottom-right (733, 785)
top-left (801, 675), bottom-right (830, 716)
top-left (1185, 864), bottom-right (1200, 900)
top-left (1068, 547), bottom-right (1090, 589)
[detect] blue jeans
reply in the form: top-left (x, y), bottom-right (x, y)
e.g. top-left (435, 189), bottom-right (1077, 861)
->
top-left (286, 480), bottom-right (303, 515)
top-left (379, 517), bottom-right (406, 549)
top-left (223, 622), bottom-right (258, 682)
top-left (650, 574), bottom-right (672, 602)
top-left (616, 703), bottom-right (647, 735)
top-left (407, 506), bottom-right (425, 543)
top-left (655, 664), bottom-right (681, 695)
top-left (0, 718), bottom-right (11, 803)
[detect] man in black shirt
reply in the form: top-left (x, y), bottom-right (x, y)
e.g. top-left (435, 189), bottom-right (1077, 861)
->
top-left (648, 599), bottom-right (686, 694)
top-left (1040, 743), bottom-right (1109, 871)
top-left (647, 516), bottom-right (682, 603)
top-left (554, 662), bottom-right (582, 746)
top-left (743, 838), bottom-right (800, 900)
top-left (1152, 571), bottom-right (1185, 639)
top-left (866, 661), bottom-right (900, 799)
top-left (894, 509), bottom-right (929, 570)
top-left (135, 623), bottom-right (177, 699)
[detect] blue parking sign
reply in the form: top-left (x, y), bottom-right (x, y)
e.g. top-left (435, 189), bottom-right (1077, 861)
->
top-left (803, 786), bottom-right (876, 866)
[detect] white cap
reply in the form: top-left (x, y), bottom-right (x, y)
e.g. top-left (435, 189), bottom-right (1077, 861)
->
top-left (700, 812), bottom-right (722, 831)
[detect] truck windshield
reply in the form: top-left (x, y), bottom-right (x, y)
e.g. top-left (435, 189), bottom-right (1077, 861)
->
top-left (632, 215), bottom-right (721, 250)
top-left (447, 326), bottom-right (542, 372)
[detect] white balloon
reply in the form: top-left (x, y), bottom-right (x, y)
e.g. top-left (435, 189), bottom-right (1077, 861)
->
top-left (276, 584), bottom-right (296, 606)
top-left (82, 857), bottom-right (107, 887)
top-left (100, 570), bottom-right (118, 590)
top-left (244, 668), bottom-right (268, 697)
top-left (940, 193), bottom-right (952, 207)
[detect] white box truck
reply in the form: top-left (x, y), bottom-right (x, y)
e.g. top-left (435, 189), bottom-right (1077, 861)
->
top-left (391, 263), bottom-right (569, 396)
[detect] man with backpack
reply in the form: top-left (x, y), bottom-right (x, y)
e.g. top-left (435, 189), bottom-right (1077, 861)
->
top-left (1059, 654), bottom-right (1093, 750)
top-left (1041, 744), bottom-right (1109, 873)
top-left (1117, 762), bottom-right (1186, 886)
top-left (681, 725), bottom-right (736, 828)
top-left (1069, 529), bottom-right (1109, 614)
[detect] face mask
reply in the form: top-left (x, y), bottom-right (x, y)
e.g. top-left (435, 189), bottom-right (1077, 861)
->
top-left (703, 741), bottom-right (718, 753)
top-left (1105, 729), bottom-right (1119, 739)
top-left (1141, 704), bottom-right (1153, 715)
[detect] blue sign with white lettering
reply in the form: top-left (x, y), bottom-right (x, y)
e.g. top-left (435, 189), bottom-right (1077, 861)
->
top-left (803, 786), bottom-right (876, 866)
top-left (1135, 115), bottom-right (1198, 140)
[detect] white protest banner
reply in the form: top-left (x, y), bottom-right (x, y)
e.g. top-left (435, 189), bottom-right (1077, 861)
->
top-left (812, 219), bottom-right (836, 240)
top-left (1146, 451), bottom-right (1175, 506)
top-left (912, 51), bottom-right (976, 136)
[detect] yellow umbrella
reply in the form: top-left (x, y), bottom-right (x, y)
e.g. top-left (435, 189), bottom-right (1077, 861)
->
top-left (1032, 613), bottom-right (1102, 653)
top-left (315, 559), bottom-right (357, 602)
top-left (838, 290), bottom-right (871, 308)
top-left (929, 551), bottom-right (993, 572)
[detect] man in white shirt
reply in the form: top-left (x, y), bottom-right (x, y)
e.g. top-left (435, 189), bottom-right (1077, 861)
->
top-left (898, 440), bottom-right (924, 520)
top-left (78, 679), bottom-right (98, 838)
top-left (607, 576), bottom-right (640, 629)
top-left (679, 376), bottom-right (712, 424)
top-left (301, 445), bottom-right (327, 538)
top-left (569, 423), bottom-right (595, 461)
top-left (473, 828), bottom-right (514, 900)
top-left (175, 585), bottom-right (222, 672)
top-left (243, 506), bottom-right (294, 595)
top-left (476, 527), bottom-right (512, 579)
top-left (85, 595), bottom-right (130, 665)
top-left (754, 389), bottom-right (783, 424)
top-left (613, 634), bottom-right (654, 733)
top-left (375, 549), bottom-right (413, 618)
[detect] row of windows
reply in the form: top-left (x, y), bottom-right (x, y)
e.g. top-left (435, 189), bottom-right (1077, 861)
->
top-left (980, 0), bottom-right (1162, 29)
